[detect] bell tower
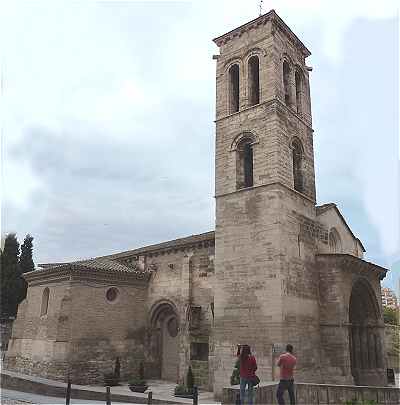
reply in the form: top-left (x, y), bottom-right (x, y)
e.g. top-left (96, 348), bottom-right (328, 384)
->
top-left (213, 10), bottom-right (321, 396)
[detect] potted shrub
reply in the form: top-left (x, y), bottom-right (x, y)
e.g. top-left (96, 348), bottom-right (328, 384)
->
top-left (104, 358), bottom-right (121, 386)
top-left (128, 362), bottom-right (148, 393)
top-left (174, 367), bottom-right (195, 398)
top-left (103, 372), bottom-right (119, 387)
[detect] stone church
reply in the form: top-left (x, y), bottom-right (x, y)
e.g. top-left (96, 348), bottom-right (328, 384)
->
top-left (5, 10), bottom-right (389, 397)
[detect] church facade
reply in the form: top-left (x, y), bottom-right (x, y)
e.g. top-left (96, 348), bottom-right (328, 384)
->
top-left (5, 10), bottom-right (388, 396)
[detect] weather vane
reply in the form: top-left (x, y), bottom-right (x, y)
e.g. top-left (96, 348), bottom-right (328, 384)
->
top-left (259, 0), bottom-right (264, 16)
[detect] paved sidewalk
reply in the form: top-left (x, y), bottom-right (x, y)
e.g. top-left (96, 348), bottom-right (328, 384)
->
top-left (1, 369), bottom-right (220, 405)
top-left (1, 389), bottom-right (139, 405)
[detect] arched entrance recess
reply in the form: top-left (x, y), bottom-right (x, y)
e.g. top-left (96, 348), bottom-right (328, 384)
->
top-left (349, 279), bottom-right (384, 385)
top-left (149, 300), bottom-right (180, 381)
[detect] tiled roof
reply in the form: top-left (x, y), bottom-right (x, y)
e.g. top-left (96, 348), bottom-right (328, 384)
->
top-left (104, 231), bottom-right (215, 260)
top-left (52, 258), bottom-right (136, 273)
top-left (27, 257), bottom-right (151, 282)
top-left (38, 230), bottom-right (215, 271)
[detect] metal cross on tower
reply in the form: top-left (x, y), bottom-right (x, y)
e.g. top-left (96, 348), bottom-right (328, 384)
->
top-left (259, 0), bottom-right (264, 16)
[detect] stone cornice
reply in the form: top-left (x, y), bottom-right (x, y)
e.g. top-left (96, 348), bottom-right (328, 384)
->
top-left (24, 265), bottom-right (151, 287)
top-left (215, 181), bottom-right (317, 205)
top-left (316, 253), bottom-right (388, 280)
top-left (213, 10), bottom-right (311, 58)
top-left (215, 98), bottom-right (313, 131)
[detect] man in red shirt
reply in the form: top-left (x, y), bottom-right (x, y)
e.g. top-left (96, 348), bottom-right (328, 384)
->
top-left (276, 344), bottom-right (297, 405)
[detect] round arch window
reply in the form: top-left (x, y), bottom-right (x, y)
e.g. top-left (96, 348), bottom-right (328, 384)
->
top-left (167, 317), bottom-right (178, 337)
top-left (106, 287), bottom-right (119, 303)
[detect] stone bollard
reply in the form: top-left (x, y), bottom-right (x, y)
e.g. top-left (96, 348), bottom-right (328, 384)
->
top-left (193, 385), bottom-right (198, 405)
top-left (106, 386), bottom-right (111, 405)
top-left (147, 391), bottom-right (153, 405)
top-left (65, 379), bottom-right (71, 405)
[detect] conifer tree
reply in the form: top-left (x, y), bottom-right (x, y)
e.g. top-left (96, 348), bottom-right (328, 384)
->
top-left (0, 234), bottom-right (20, 317)
top-left (19, 234), bottom-right (35, 274)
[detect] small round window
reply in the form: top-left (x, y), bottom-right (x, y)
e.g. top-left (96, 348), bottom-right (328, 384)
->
top-left (167, 317), bottom-right (178, 337)
top-left (106, 287), bottom-right (119, 302)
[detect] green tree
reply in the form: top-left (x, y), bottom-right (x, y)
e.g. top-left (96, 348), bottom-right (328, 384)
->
top-left (383, 306), bottom-right (399, 325)
top-left (0, 234), bottom-right (20, 317)
top-left (19, 234), bottom-right (35, 274)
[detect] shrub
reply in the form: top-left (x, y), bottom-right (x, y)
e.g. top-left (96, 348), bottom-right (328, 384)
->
top-left (128, 361), bottom-right (146, 386)
top-left (114, 357), bottom-right (121, 379)
top-left (186, 366), bottom-right (194, 390)
top-left (138, 361), bottom-right (145, 380)
top-left (128, 376), bottom-right (146, 386)
top-left (174, 384), bottom-right (187, 395)
top-left (103, 372), bottom-right (119, 386)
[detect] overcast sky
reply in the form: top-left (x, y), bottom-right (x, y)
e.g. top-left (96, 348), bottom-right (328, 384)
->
top-left (1, 1), bottom-right (399, 290)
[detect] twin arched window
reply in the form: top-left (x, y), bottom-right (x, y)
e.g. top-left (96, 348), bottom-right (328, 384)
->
top-left (228, 55), bottom-right (260, 114)
top-left (283, 60), bottom-right (303, 114)
top-left (295, 71), bottom-right (302, 113)
top-left (283, 61), bottom-right (291, 106)
top-left (248, 56), bottom-right (260, 106)
top-left (40, 287), bottom-right (49, 316)
top-left (329, 228), bottom-right (342, 253)
top-left (229, 64), bottom-right (240, 113)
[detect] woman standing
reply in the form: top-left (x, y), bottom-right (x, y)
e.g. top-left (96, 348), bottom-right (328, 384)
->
top-left (237, 344), bottom-right (258, 405)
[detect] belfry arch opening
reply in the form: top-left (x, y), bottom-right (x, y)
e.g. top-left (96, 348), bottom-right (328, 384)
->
top-left (229, 64), bottom-right (240, 113)
top-left (295, 70), bottom-right (302, 113)
top-left (149, 302), bottom-right (180, 381)
top-left (248, 55), bottom-right (260, 106)
top-left (291, 138), bottom-right (304, 193)
top-left (283, 60), bottom-right (291, 106)
top-left (236, 137), bottom-right (254, 189)
top-left (349, 279), bottom-right (384, 385)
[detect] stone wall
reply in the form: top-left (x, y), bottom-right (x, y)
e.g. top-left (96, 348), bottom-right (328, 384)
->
top-left (4, 280), bottom-right (72, 380)
top-left (0, 318), bottom-right (14, 354)
top-left (317, 254), bottom-right (387, 386)
top-left (316, 207), bottom-right (364, 257)
top-left (5, 273), bottom-right (149, 385)
top-left (222, 382), bottom-right (400, 405)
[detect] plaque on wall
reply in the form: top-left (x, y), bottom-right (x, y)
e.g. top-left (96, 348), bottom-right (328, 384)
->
top-left (387, 368), bottom-right (395, 385)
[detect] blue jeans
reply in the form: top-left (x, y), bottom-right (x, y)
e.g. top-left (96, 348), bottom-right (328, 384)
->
top-left (276, 379), bottom-right (295, 405)
top-left (240, 377), bottom-right (254, 405)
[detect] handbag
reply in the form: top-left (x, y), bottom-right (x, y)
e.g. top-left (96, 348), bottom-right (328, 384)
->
top-left (251, 375), bottom-right (260, 385)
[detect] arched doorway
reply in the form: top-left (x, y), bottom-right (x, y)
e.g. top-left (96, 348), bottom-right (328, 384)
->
top-left (349, 279), bottom-right (384, 385)
top-left (149, 301), bottom-right (180, 381)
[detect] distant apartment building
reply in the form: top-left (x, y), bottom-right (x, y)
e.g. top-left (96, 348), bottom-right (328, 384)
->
top-left (382, 287), bottom-right (399, 309)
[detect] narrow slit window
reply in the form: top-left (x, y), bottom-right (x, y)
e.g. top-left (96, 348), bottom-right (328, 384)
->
top-left (283, 61), bottom-right (291, 106)
top-left (236, 138), bottom-right (254, 189)
top-left (292, 139), bottom-right (304, 193)
top-left (229, 64), bottom-right (240, 113)
top-left (248, 56), bottom-right (260, 106)
top-left (295, 71), bottom-right (302, 113)
top-left (40, 287), bottom-right (49, 316)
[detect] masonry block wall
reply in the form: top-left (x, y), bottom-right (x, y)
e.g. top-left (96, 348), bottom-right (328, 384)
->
top-left (317, 255), bottom-right (387, 386)
top-left (67, 278), bottom-right (148, 384)
top-left (5, 282), bottom-right (71, 381)
top-left (213, 11), bottom-right (317, 396)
